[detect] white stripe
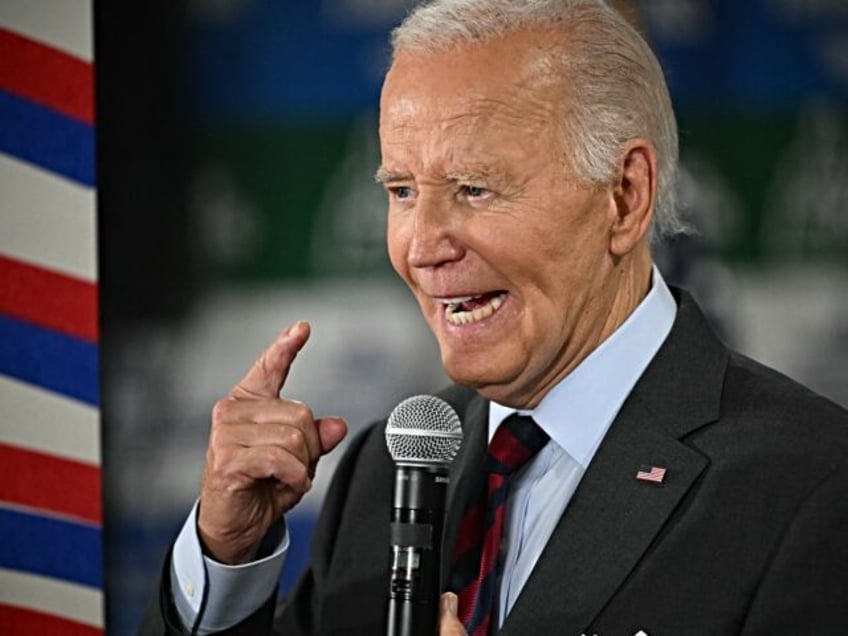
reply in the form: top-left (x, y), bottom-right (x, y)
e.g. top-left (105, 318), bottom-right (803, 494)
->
top-left (0, 0), bottom-right (93, 61)
top-left (0, 567), bottom-right (103, 628)
top-left (0, 376), bottom-right (100, 466)
top-left (0, 153), bottom-right (97, 282)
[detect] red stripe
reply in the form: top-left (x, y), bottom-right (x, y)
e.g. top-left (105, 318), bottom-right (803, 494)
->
top-left (453, 500), bottom-right (485, 559)
top-left (476, 474), bottom-right (505, 581)
top-left (490, 427), bottom-right (531, 469)
top-left (0, 27), bottom-right (94, 124)
top-left (0, 444), bottom-right (101, 525)
top-left (472, 613), bottom-right (491, 636)
top-left (0, 604), bottom-right (102, 636)
top-left (0, 256), bottom-right (98, 343)
top-left (457, 473), bottom-right (507, 628)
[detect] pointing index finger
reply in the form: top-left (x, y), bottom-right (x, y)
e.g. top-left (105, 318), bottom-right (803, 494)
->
top-left (231, 321), bottom-right (310, 399)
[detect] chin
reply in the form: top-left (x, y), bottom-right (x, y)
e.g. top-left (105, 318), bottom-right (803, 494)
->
top-left (440, 350), bottom-right (521, 402)
top-left (440, 352), bottom-right (487, 389)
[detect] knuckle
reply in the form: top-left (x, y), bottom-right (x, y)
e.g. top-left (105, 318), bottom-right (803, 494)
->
top-left (263, 446), bottom-right (285, 474)
top-left (222, 477), bottom-right (244, 495)
top-left (211, 399), bottom-right (234, 424)
top-left (268, 447), bottom-right (308, 489)
top-left (289, 400), bottom-right (314, 424)
top-left (291, 462), bottom-right (310, 489)
top-left (282, 426), bottom-right (306, 452)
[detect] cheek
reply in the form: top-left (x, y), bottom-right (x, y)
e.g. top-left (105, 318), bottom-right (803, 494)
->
top-left (386, 213), bottom-right (410, 279)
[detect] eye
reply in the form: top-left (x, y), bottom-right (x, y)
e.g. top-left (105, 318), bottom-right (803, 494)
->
top-left (389, 186), bottom-right (415, 201)
top-left (460, 184), bottom-right (492, 201)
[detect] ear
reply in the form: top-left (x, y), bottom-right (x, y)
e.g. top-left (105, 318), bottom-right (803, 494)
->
top-left (609, 139), bottom-right (657, 256)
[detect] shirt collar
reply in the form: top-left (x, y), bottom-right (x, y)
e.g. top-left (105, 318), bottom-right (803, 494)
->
top-left (488, 266), bottom-right (677, 468)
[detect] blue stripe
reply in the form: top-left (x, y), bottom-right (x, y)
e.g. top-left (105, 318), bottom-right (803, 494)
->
top-left (466, 568), bottom-right (497, 634)
top-left (0, 316), bottom-right (99, 406)
top-left (450, 543), bottom-right (483, 592)
top-left (484, 479), bottom-right (510, 530)
top-left (0, 90), bottom-right (95, 186)
top-left (0, 507), bottom-right (102, 588)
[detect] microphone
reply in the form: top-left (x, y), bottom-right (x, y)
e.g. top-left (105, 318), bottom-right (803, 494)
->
top-left (385, 395), bottom-right (463, 636)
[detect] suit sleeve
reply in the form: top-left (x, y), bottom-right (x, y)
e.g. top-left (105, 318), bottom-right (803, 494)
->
top-left (137, 426), bottom-right (375, 636)
top-left (271, 425), bottom-right (377, 634)
top-left (136, 551), bottom-right (277, 636)
top-left (741, 456), bottom-right (848, 634)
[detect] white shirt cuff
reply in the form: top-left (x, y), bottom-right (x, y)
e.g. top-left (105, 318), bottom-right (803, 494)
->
top-left (170, 501), bottom-right (289, 633)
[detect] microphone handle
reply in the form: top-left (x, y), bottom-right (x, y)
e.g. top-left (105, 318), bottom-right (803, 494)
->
top-left (387, 464), bottom-right (449, 636)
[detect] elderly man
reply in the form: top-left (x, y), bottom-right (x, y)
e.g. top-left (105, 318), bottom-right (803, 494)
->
top-left (141, 1), bottom-right (848, 634)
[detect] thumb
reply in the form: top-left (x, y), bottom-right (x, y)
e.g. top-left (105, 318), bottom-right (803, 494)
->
top-left (439, 593), bottom-right (466, 636)
top-left (316, 417), bottom-right (348, 455)
top-left (231, 321), bottom-right (310, 399)
top-left (441, 593), bottom-right (458, 617)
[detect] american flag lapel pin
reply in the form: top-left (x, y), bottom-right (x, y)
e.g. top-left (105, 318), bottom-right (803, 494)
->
top-left (636, 464), bottom-right (667, 484)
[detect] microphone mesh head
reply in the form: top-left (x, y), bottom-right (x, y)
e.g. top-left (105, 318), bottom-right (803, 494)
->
top-left (385, 395), bottom-right (463, 466)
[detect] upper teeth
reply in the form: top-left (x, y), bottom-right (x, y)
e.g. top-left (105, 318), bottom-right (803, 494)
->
top-left (438, 296), bottom-right (475, 305)
top-left (439, 293), bottom-right (506, 325)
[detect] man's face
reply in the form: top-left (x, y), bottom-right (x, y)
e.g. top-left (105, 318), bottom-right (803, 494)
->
top-left (379, 30), bottom-right (625, 408)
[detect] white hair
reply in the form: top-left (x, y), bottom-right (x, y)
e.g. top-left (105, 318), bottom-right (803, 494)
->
top-left (390, 0), bottom-right (686, 241)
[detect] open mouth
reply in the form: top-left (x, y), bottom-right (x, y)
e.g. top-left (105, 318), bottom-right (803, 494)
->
top-left (438, 291), bottom-right (508, 326)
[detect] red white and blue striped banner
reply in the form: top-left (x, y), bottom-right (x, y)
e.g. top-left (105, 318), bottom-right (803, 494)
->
top-left (0, 1), bottom-right (102, 634)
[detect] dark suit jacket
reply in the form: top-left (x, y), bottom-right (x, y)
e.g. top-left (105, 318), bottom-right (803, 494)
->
top-left (141, 290), bottom-right (848, 635)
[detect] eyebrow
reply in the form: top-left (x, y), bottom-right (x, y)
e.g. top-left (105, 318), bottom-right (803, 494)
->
top-left (444, 169), bottom-right (500, 184)
top-left (374, 167), bottom-right (410, 184)
top-left (374, 166), bottom-right (507, 185)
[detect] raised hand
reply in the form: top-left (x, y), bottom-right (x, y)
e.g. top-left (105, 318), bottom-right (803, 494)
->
top-left (197, 321), bottom-right (347, 564)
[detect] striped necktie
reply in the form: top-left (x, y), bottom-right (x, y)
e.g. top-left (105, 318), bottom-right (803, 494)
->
top-left (449, 414), bottom-right (550, 635)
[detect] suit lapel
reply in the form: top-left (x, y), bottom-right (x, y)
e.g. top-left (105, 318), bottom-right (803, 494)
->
top-left (501, 290), bottom-right (728, 634)
top-left (501, 396), bottom-right (708, 633)
top-left (441, 391), bottom-right (489, 585)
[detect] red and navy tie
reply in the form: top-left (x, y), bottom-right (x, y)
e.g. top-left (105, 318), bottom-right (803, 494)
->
top-left (449, 414), bottom-right (550, 635)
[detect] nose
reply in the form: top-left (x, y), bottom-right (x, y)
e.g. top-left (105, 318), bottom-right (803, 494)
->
top-left (406, 194), bottom-right (465, 269)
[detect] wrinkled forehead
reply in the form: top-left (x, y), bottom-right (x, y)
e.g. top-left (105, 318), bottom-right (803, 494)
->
top-left (376, 57), bottom-right (578, 186)
top-left (383, 29), bottom-right (567, 105)
top-left (379, 30), bottom-right (568, 139)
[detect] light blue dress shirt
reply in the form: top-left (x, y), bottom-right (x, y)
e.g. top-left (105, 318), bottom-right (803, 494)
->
top-left (171, 267), bottom-right (677, 633)
top-left (487, 266), bottom-right (676, 626)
